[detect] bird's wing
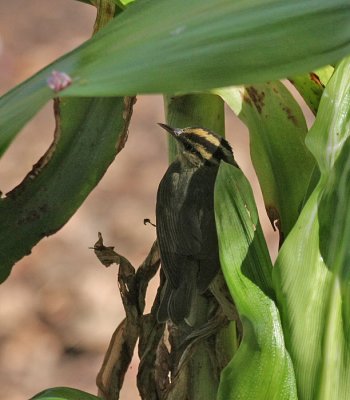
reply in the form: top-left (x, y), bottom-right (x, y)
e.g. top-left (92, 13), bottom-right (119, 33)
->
top-left (156, 162), bottom-right (200, 288)
top-left (186, 166), bottom-right (220, 291)
top-left (156, 163), bottom-right (218, 289)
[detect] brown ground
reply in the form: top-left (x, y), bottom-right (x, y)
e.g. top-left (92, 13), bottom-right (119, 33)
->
top-left (0, 2), bottom-right (284, 399)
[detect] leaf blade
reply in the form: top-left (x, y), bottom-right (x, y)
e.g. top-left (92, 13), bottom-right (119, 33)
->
top-left (217, 81), bottom-right (315, 240)
top-left (273, 56), bottom-right (350, 399)
top-left (215, 163), bottom-right (297, 400)
top-left (1, 0), bottom-right (350, 156)
top-left (0, 96), bottom-right (134, 282)
top-left (30, 387), bottom-right (102, 400)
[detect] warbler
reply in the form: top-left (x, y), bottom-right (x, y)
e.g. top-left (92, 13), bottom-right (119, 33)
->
top-left (156, 123), bottom-right (238, 324)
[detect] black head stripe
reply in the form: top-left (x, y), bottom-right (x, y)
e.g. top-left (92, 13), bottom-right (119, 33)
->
top-left (182, 137), bottom-right (204, 159)
top-left (220, 137), bottom-right (233, 154)
top-left (213, 146), bottom-right (226, 162)
top-left (176, 127), bottom-right (235, 165)
top-left (184, 131), bottom-right (233, 162)
top-left (185, 132), bottom-right (219, 157)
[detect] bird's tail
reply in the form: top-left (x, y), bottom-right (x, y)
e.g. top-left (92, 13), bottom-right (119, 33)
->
top-left (157, 277), bottom-right (196, 324)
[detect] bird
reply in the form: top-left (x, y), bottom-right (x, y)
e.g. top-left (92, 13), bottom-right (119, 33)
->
top-left (156, 123), bottom-right (238, 324)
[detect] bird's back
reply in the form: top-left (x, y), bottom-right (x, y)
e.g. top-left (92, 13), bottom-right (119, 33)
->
top-left (156, 159), bottom-right (220, 323)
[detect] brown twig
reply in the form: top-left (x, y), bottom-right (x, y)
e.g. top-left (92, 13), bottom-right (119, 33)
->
top-left (92, 233), bottom-right (162, 400)
top-left (91, 233), bottom-right (240, 400)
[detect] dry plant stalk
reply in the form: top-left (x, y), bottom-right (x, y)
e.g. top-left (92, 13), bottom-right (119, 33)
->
top-left (91, 233), bottom-right (238, 400)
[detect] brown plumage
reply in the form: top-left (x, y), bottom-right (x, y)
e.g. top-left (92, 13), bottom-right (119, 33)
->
top-left (156, 124), bottom-right (237, 324)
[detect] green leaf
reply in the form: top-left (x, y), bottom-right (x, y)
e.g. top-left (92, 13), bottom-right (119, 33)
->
top-left (289, 65), bottom-right (334, 115)
top-left (30, 387), bottom-right (102, 400)
top-left (215, 163), bottom-right (297, 400)
top-left (0, 96), bottom-right (134, 282)
top-left (273, 56), bottom-right (350, 399)
top-left (47, 0), bottom-right (350, 96)
top-left (217, 81), bottom-right (315, 241)
top-left (1, 0), bottom-right (350, 156)
top-left (0, 84), bottom-right (53, 157)
top-left (116, 0), bottom-right (134, 5)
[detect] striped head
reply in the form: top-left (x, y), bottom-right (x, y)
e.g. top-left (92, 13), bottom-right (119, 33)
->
top-left (158, 123), bottom-right (236, 167)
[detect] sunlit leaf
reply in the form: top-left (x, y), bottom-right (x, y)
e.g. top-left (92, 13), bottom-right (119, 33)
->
top-left (1, 0), bottom-right (350, 156)
top-left (30, 387), bottom-right (102, 400)
top-left (273, 56), bottom-right (350, 399)
top-left (215, 162), bottom-right (297, 399)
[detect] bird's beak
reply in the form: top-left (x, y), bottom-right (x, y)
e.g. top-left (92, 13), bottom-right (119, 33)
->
top-left (158, 123), bottom-right (182, 137)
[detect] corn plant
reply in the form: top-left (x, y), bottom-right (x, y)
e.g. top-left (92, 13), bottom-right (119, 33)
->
top-left (1, 1), bottom-right (350, 399)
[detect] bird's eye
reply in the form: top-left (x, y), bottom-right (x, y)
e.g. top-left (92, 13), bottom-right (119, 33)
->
top-left (183, 142), bottom-right (193, 152)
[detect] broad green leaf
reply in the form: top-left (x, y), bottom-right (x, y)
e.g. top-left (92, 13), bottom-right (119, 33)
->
top-left (215, 163), bottom-right (297, 400)
top-left (1, 0), bottom-right (350, 156)
top-left (0, 96), bottom-right (134, 282)
top-left (0, 85), bottom-right (53, 157)
top-left (30, 387), bottom-right (102, 400)
top-left (0, 0), bottom-right (131, 283)
top-left (273, 56), bottom-right (350, 400)
top-left (217, 81), bottom-right (315, 241)
top-left (117, 0), bottom-right (134, 5)
top-left (289, 65), bottom-right (334, 115)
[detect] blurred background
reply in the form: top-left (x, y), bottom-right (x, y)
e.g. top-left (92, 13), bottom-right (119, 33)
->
top-left (0, 1), bottom-right (295, 399)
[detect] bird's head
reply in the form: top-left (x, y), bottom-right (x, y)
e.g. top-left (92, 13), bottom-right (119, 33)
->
top-left (158, 123), bottom-right (236, 166)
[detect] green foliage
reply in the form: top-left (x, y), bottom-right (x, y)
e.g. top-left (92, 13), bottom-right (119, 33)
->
top-left (217, 81), bottom-right (315, 240)
top-left (1, 0), bottom-right (350, 399)
top-left (273, 56), bottom-right (350, 400)
top-left (1, 0), bottom-right (350, 156)
top-left (215, 163), bottom-right (297, 399)
top-left (30, 387), bottom-right (102, 400)
top-left (289, 66), bottom-right (334, 115)
top-left (0, 97), bottom-right (133, 282)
